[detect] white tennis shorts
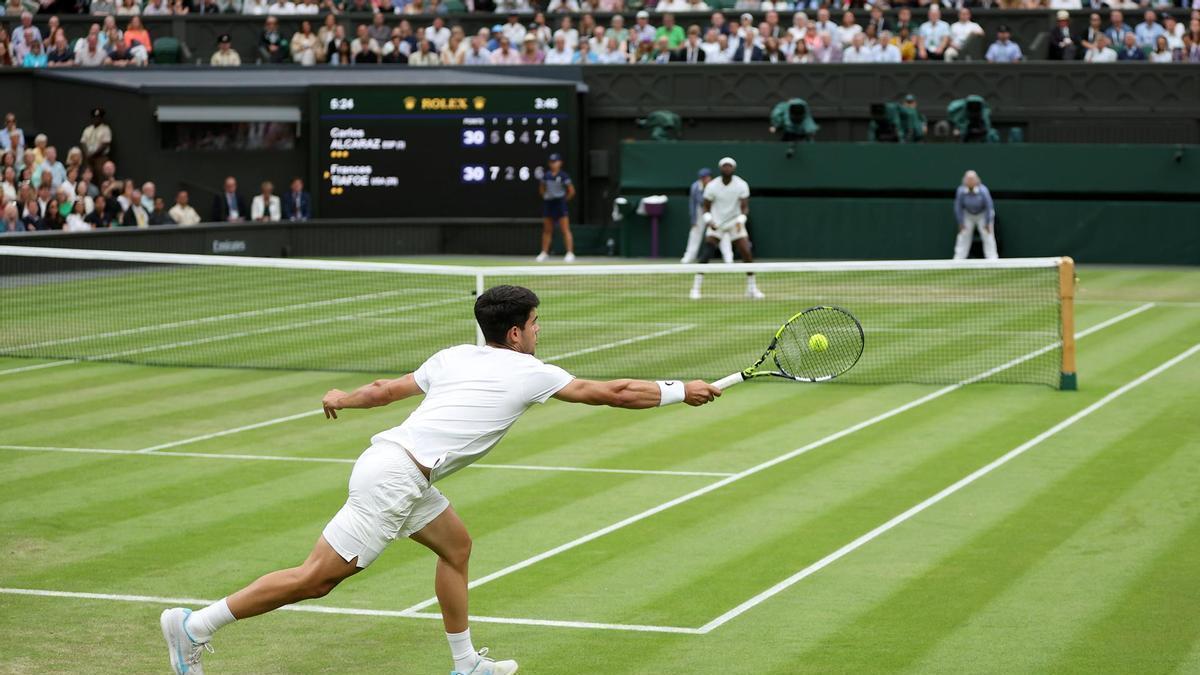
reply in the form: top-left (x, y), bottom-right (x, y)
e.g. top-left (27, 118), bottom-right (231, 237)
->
top-left (707, 219), bottom-right (748, 242)
top-left (322, 440), bottom-right (450, 568)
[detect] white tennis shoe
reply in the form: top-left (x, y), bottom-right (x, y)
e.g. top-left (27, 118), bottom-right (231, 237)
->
top-left (689, 287), bottom-right (702, 300)
top-left (746, 287), bottom-right (765, 299)
top-left (161, 608), bottom-right (213, 675)
top-left (535, 251), bottom-right (549, 262)
top-left (564, 252), bottom-right (576, 263)
top-left (452, 647), bottom-right (518, 675)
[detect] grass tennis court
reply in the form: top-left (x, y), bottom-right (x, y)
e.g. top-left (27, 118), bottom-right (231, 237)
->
top-left (2, 263), bottom-right (1199, 673)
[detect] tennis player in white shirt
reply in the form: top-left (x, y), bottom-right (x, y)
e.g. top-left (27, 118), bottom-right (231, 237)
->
top-left (690, 156), bottom-right (764, 300)
top-left (160, 285), bottom-right (721, 675)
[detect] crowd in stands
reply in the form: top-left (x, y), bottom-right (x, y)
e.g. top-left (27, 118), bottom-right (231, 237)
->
top-left (1, 1), bottom-right (1199, 65)
top-left (0, 108), bottom-right (313, 233)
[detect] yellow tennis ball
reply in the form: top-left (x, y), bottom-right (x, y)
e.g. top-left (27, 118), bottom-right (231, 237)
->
top-left (808, 333), bottom-right (829, 352)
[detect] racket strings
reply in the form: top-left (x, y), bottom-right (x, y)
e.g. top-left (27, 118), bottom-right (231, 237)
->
top-left (775, 308), bottom-right (864, 381)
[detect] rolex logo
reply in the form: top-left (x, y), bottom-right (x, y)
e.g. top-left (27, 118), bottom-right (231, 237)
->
top-left (403, 97), bottom-right (417, 111)
top-left (472, 96), bottom-right (486, 111)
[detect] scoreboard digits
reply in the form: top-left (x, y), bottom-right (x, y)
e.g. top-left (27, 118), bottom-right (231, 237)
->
top-left (313, 86), bottom-right (577, 219)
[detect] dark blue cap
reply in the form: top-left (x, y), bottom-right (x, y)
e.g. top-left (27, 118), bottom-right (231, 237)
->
top-left (548, 153), bottom-right (562, 162)
top-left (698, 168), bottom-right (713, 177)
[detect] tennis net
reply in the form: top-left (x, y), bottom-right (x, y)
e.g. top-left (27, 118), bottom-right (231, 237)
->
top-left (0, 246), bottom-right (1076, 388)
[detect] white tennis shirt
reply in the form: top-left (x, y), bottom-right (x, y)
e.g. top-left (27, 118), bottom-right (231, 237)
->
top-left (702, 175), bottom-right (750, 227)
top-left (372, 344), bottom-right (574, 482)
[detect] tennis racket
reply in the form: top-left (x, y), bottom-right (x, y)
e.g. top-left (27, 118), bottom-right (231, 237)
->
top-left (712, 305), bottom-right (865, 390)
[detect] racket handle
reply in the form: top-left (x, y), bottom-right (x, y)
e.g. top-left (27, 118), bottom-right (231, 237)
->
top-left (712, 372), bottom-right (745, 391)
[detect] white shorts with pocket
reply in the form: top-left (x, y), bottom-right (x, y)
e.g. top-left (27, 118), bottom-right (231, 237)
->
top-left (322, 440), bottom-right (450, 568)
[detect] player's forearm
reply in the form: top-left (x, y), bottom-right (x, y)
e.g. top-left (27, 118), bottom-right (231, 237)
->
top-left (335, 380), bottom-right (397, 409)
top-left (604, 379), bottom-right (663, 409)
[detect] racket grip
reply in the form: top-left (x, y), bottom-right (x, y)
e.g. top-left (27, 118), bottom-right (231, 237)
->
top-left (712, 372), bottom-right (745, 391)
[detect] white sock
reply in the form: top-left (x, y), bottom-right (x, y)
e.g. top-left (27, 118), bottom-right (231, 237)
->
top-left (746, 275), bottom-right (758, 290)
top-left (692, 273), bottom-right (704, 290)
top-left (185, 598), bottom-right (236, 643)
top-left (447, 628), bottom-right (478, 671)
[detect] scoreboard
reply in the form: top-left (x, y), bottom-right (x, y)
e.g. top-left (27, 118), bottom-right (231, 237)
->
top-left (311, 86), bottom-right (579, 219)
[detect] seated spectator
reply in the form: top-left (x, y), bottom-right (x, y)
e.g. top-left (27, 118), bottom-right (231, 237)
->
top-left (22, 38), bottom-right (47, 67)
top-left (0, 167), bottom-right (15, 202)
top-left (1162, 14), bottom-right (1183, 51)
top-left (650, 36), bottom-right (671, 62)
top-left (331, 40), bottom-right (352, 64)
top-left (543, 33), bottom-right (570, 62)
top-left (555, 16), bottom-right (579, 50)
top-left (260, 16), bottom-right (289, 62)
top-left (0, 43), bottom-right (12, 68)
top-left (124, 16), bottom-right (151, 53)
top-left (1117, 31), bottom-right (1146, 59)
top-left (11, 11), bottom-right (40, 50)
top-left (64, 198), bottom-right (91, 232)
top-left (281, 178), bottom-right (310, 221)
top-left (1, 203), bottom-right (19, 233)
top-left (1135, 9), bottom-right (1164, 50)
top-left (842, 32), bottom-right (873, 62)
top-left (1048, 10), bottom-right (1077, 60)
top-left (141, 0), bottom-right (170, 12)
top-left (351, 24), bottom-right (381, 63)
top-left (919, 5), bottom-right (951, 60)
top-left (211, 176), bottom-right (247, 222)
top-left (368, 12), bottom-right (391, 45)
top-left (516, 33), bottom-right (541, 62)
top-left (946, 8), bottom-right (982, 61)
top-left (317, 14), bottom-right (339, 47)
top-left (115, 0), bottom-right (139, 14)
top-left (811, 30), bottom-right (840, 63)
top-left (407, 37), bottom-right (438, 64)
top-left (835, 11), bottom-right (860, 48)
top-left (462, 33), bottom-right (489, 64)
top-left (326, 24), bottom-right (349, 63)
top-left (75, 32), bottom-right (110, 65)
top-left (138, 181), bottom-right (155, 211)
top-left (244, 0), bottom-right (268, 12)
top-left (84, 194), bottom-right (113, 228)
top-left (250, 181), bottom-right (280, 222)
top-left (291, 20), bottom-right (323, 65)
top-left (571, 39), bottom-right (596, 63)
top-left (1106, 10), bottom-right (1131, 46)
top-left (268, 0), bottom-right (297, 13)
top-left (731, 29), bottom-right (764, 61)
top-left (672, 26), bottom-right (705, 62)
top-left (72, 181), bottom-right (93, 214)
top-left (597, 36), bottom-right (625, 63)
top-left (761, 35), bottom-right (785, 62)
top-left (169, 189), bottom-right (201, 225)
top-left (118, 187), bottom-right (146, 227)
top-left (500, 13), bottom-right (526, 45)
top-left (37, 147), bottom-right (66, 192)
top-left (1085, 32), bottom-right (1117, 62)
top-left (20, 199), bottom-right (40, 230)
top-left (46, 33), bottom-right (75, 66)
top-left (875, 30), bottom-right (901, 62)
top-left (379, 31), bottom-right (406, 63)
top-left (211, 33), bottom-right (241, 65)
top-left (1150, 35), bottom-right (1173, 62)
top-left (489, 35), bottom-right (520, 63)
top-left (986, 25), bottom-right (1022, 62)
top-left (0, 115), bottom-right (22, 155)
top-left (631, 10), bottom-right (655, 46)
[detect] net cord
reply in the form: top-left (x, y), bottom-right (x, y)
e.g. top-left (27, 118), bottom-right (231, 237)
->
top-left (0, 245), bottom-right (1064, 277)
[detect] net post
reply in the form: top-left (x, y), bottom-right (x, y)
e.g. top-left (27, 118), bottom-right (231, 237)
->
top-left (1058, 256), bottom-right (1077, 390)
top-left (474, 271), bottom-right (485, 347)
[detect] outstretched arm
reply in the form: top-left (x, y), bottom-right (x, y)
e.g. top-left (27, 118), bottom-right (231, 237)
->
top-left (322, 373), bottom-right (423, 419)
top-left (553, 378), bottom-right (720, 409)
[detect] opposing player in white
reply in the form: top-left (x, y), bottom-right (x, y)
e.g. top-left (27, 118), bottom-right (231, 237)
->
top-left (680, 167), bottom-right (734, 264)
top-left (160, 285), bottom-right (721, 675)
top-left (690, 156), bottom-right (764, 300)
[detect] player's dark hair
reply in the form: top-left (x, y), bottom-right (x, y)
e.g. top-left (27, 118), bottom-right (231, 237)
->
top-left (475, 285), bottom-right (539, 345)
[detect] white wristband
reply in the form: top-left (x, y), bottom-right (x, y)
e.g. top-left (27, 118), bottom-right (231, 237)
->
top-left (656, 380), bottom-right (686, 407)
top-left (701, 212), bottom-right (713, 225)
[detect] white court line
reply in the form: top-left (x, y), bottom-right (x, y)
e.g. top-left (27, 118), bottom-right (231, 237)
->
top-left (0, 588), bottom-right (700, 634)
top-left (0, 359), bottom-right (76, 376)
top-left (542, 324), bottom-right (696, 363)
top-left (699, 339), bottom-right (1200, 633)
top-left (11, 289), bottom-right (420, 352)
top-left (137, 410), bottom-right (325, 453)
top-left (398, 304), bottom-right (1156, 614)
top-left (0, 445), bottom-right (731, 478)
